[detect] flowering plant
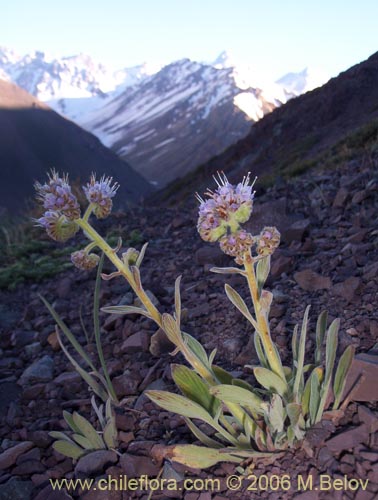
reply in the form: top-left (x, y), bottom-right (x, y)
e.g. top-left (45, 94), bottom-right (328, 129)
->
top-left (35, 170), bottom-right (354, 469)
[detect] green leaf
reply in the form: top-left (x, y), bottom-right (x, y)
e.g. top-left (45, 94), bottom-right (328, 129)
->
top-left (136, 242), bottom-right (148, 268)
top-left (265, 394), bottom-right (285, 433)
top-left (72, 434), bottom-right (93, 450)
top-left (286, 403), bottom-right (302, 427)
top-left (209, 384), bottom-right (264, 415)
top-left (224, 284), bottom-right (258, 330)
top-left (182, 332), bottom-right (209, 367)
top-left (184, 418), bottom-right (223, 448)
top-left (309, 370), bottom-right (321, 425)
top-left (172, 364), bottom-right (220, 416)
top-left (49, 431), bottom-right (76, 444)
top-left (39, 295), bottom-right (97, 372)
top-left (101, 305), bottom-right (152, 319)
top-left (174, 275), bottom-right (182, 329)
top-left (210, 267), bottom-right (245, 275)
top-left (72, 412), bottom-right (105, 450)
top-left (212, 365), bottom-right (234, 385)
top-left (63, 410), bottom-right (82, 433)
top-left (256, 256), bottom-right (271, 296)
top-left (291, 324), bottom-right (299, 364)
top-left (162, 313), bottom-right (182, 346)
top-left (254, 367), bottom-right (288, 397)
top-left (315, 310), bottom-right (328, 364)
top-left (53, 440), bottom-right (84, 459)
top-left (168, 444), bottom-right (244, 468)
top-left (315, 318), bottom-right (339, 422)
top-left (333, 345), bottom-right (355, 410)
top-left (293, 305), bottom-right (310, 399)
top-left (103, 418), bottom-right (117, 449)
top-left (254, 333), bottom-right (269, 369)
top-left (146, 390), bottom-right (215, 426)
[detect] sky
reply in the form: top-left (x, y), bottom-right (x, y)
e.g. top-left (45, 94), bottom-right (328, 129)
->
top-left (1, 0), bottom-right (378, 81)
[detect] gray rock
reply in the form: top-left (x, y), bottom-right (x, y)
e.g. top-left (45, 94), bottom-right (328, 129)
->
top-left (11, 330), bottom-right (37, 348)
top-left (332, 276), bottom-right (361, 303)
top-left (0, 382), bottom-right (21, 417)
top-left (0, 477), bottom-right (34, 500)
top-left (74, 450), bottom-right (118, 477)
top-left (19, 355), bottom-right (54, 384)
top-left (0, 441), bottom-right (34, 470)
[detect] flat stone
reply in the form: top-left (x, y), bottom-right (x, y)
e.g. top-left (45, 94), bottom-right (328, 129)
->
top-left (12, 459), bottom-right (45, 475)
top-left (343, 352), bottom-right (378, 402)
top-left (34, 484), bottom-right (73, 500)
top-left (19, 355), bottom-right (54, 384)
top-left (0, 441), bottom-right (34, 470)
top-left (270, 255), bottom-right (292, 278)
top-left (283, 218), bottom-right (311, 242)
top-left (325, 424), bottom-right (369, 453)
top-left (149, 328), bottom-right (175, 357)
top-left (332, 276), bottom-right (361, 302)
top-left (121, 331), bottom-right (150, 353)
top-left (74, 450), bottom-right (118, 477)
top-left (11, 330), bottom-right (37, 348)
top-left (0, 382), bottom-right (21, 417)
top-left (112, 372), bottom-right (140, 397)
top-left (54, 371), bottom-right (81, 385)
top-left (333, 187), bottom-right (349, 208)
top-left (119, 453), bottom-right (160, 477)
top-left (294, 270), bottom-right (331, 291)
top-left (195, 246), bottom-right (226, 266)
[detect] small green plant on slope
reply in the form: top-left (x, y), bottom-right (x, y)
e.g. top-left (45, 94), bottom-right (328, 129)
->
top-left (34, 170), bottom-right (354, 469)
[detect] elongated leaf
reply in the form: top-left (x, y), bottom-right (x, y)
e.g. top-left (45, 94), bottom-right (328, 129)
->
top-left (315, 318), bottom-right (339, 422)
top-left (212, 365), bottom-right (234, 385)
top-left (63, 410), bottom-right (82, 433)
top-left (224, 284), bottom-right (258, 330)
top-left (103, 418), bottom-right (117, 449)
top-left (72, 412), bottom-right (105, 450)
top-left (72, 434), bottom-right (94, 450)
top-left (315, 310), bottom-right (328, 364)
top-left (232, 379), bottom-right (254, 392)
top-left (293, 306), bottom-right (310, 399)
top-left (286, 403), bottom-right (302, 427)
top-left (162, 313), bottom-right (182, 346)
top-left (182, 332), bottom-right (209, 367)
top-left (136, 242), bottom-right (148, 268)
top-left (210, 384), bottom-right (263, 415)
top-left (131, 265), bottom-right (143, 290)
top-left (291, 324), bottom-right (299, 363)
top-left (266, 395), bottom-right (285, 433)
top-left (168, 444), bottom-right (244, 468)
top-left (209, 348), bottom-right (217, 366)
top-left (146, 390), bottom-right (215, 426)
top-left (333, 345), bottom-right (355, 410)
top-left (39, 295), bottom-right (97, 372)
top-left (210, 267), bottom-right (245, 275)
top-left (49, 431), bottom-right (76, 444)
top-left (184, 418), bottom-right (223, 448)
top-left (301, 375), bottom-right (312, 417)
top-left (254, 333), bottom-right (269, 369)
top-left (309, 370), bottom-right (321, 425)
top-left (101, 305), bottom-right (152, 319)
top-left (174, 275), bottom-right (182, 329)
top-left (256, 256), bottom-right (271, 296)
top-left (56, 330), bottom-right (108, 402)
top-left (254, 367), bottom-right (288, 397)
top-left (172, 364), bottom-right (219, 416)
top-left (53, 440), bottom-right (84, 459)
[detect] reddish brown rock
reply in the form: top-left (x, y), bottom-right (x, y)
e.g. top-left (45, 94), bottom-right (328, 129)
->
top-left (343, 352), bottom-right (378, 402)
top-left (332, 276), bottom-right (361, 302)
top-left (325, 424), bottom-right (369, 453)
top-left (294, 270), bottom-right (331, 291)
top-left (0, 441), bottom-right (34, 470)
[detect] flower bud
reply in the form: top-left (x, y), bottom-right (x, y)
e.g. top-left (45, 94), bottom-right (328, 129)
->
top-left (256, 226), bottom-right (281, 256)
top-left (71, 250), bottom-right (100, 270)
top-left (36, 211), bottom-right (79, 242)
top-left (122, 247), bottom-right (140, 265)
top-left (219, 230), bottom-right (254, 265)
top-left (83, 174), bottom-right (119, 219)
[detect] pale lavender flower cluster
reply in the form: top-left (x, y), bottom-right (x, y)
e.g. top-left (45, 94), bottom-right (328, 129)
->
top-left (83, 174), bottom-right (119, 219)
top-left (197, 172), bottom-right (255, 243)
top-left (256, 227), bottom-right (281, 256)
top-left (35, 170), bottom-right (80, 221)
top-left (219, 230), bottom-right (255, 265)
top-left (37, 210), bottom-right (79, 242)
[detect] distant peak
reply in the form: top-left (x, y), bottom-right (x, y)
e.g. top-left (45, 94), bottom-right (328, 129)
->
top-left (211, 50), bottom-right (235, 69)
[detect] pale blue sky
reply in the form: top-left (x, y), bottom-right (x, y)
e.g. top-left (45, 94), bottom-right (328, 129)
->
top-left (1, 0), bottom-right (377, 80)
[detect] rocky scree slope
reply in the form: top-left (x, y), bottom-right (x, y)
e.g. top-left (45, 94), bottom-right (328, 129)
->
top-left (0, 150), bottom-right (377, 498)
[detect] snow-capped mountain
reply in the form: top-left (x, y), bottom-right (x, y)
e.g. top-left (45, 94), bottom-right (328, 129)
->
top-left (0, 47), bottom-right (330, 187)
top-left (276, 67), bottom-right (330, 96)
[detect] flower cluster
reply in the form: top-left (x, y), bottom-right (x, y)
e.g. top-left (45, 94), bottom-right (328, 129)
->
top-left (37, 210), bottom-right (79, 242)
top-left (83, 175), bottom-right (119, 219)
top-left (71, 249), bottom-right (100, 270)
top-left (219, 230), bottom-right (255, 265)
top-left (196, 172), bottom-right (255, 243)
top-left (35, 170), bottom-right (81, 221)
top-left (256, 227), bottom-right (281, 256)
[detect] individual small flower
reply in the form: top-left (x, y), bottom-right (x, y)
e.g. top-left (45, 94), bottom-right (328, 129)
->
top-left (71, 249), bottom-right (100, 270)
top-left (36, 211), bottom-right (79, 242)
top-left (83, 174), bottom-right (119, 219)
top-left (196, 172), bottom-right (256, 242)
top-left (219, 230), bottom-right (254, 265)
top-left (35, 170), bottom-right (81, 220)
top-left (122, 247), bottom-right (140, 266)
top-left (256, 226), bottom-right (281, 256)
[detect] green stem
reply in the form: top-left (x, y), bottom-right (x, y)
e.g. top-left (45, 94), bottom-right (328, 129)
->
top-left (244, 252), bottom-right (285, 381)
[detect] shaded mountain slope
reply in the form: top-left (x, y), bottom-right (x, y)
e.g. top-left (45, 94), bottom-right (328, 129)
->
top-left (157, 51), bottom-right (378, 202)
top-left (0, 80), bottom-right (152, 212)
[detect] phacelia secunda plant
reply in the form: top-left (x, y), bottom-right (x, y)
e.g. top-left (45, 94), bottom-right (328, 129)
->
top-left (35, 171), bottom-right (355, 470)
